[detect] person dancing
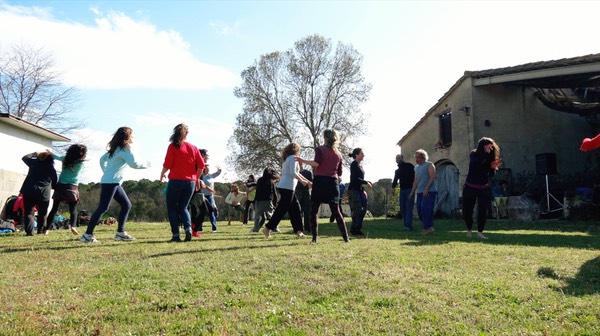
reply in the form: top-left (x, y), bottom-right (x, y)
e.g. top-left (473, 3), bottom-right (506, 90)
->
top-left (160, 123), bottom-right (205, 242)
top-left (347, 147), bottom-right (372, 236)
top-left (45, 144), bottom-right (87, 235)
top-left (462, 137), bottom-right (501, 239)
top-left (80, 127), bottom-right (150, 243)
top-left (262, 143), bottom-right (312, 238)
top-left (297, 129), bottom-right (349, 243)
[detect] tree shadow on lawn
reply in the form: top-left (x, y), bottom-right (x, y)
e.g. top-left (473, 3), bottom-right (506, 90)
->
top-left (538, 256), bottom-right (600, 296)
top-left (361, 218), bottom-right (600, 250)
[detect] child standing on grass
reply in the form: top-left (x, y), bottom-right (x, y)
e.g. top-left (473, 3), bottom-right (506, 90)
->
top-left (45, 144), bottom-right (87, 235)
top-left (80, 127), bottom-right (150, 244)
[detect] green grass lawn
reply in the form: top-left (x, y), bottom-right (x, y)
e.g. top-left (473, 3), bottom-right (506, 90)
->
top-left (0, 218), bottom-right (599, 335)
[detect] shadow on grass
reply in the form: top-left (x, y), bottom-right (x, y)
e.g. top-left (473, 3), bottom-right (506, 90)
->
top-left (360, 218), bottom-right (600, 250)
top-left (538, 256), bottom-right (600, 296)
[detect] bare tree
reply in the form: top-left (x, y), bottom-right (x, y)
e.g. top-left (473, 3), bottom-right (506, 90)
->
top-left (229, 35), bottom-right (372, 176)
top-left (0, 42), bottom-right (82, 134)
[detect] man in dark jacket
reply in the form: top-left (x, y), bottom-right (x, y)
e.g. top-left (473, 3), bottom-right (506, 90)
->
top-left (391, 154), bottom-right (415, 231)
top-left (20, 150), bottom-right (57, 236)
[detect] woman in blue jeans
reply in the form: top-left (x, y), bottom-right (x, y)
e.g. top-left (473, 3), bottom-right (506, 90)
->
top-left (160, 124), bottom-right (205, 242)
top-left (409, 149), bottom-right (437, 235)
top-left (80, 127), bottom-right (150, 243)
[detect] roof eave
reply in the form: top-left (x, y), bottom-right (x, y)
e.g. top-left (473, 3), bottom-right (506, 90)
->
top-left (0, 113), bottom-right (70, 142)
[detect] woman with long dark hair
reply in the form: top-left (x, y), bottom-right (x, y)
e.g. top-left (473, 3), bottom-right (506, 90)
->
top-left (80, 127), bottom-right (150, 243)
top-left (45, 144), bottom-right (87, 235)
top-left (161, 123), bottom-right (205, 242)
top-left (463, 137), bottom-right (501, 239)
top-left (347, 147), bottom-right (372, 236)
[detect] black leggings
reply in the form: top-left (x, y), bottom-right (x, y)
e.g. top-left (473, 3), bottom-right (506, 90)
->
top-left (310, 201), bottom-right (348, 241)
top-left (265, 188), bottom-right (303, 232)
top-left (46, 201), bottom-right (78, 230)
top-left (462, 186), bottom-right (491, 233)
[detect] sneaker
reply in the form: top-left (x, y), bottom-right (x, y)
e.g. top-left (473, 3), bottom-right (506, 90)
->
top-left (192, 231), bottom-right (203, 238)
top-left (350, 231), bottom-right (364, 236)
top-left (403, 227), bottom-right (412, 231)
top-left (80, 233), bottom-right (100, 244)
top-left (272, 228), bottom-right (281, 233)
top-left (296, 231), bottom-right (305, 238)
top-left (477, 232), bottom-right (488, 240)
top-left (69, 226), bottom-right (79, 235)
top-left (466, 231), bottom-right (472, 238)
top-left (212, 230), bottom-right (217, 233)
top-left (422, 227), bottom-right (434, 235)
top-left (185, 231), bottom-right (192, 242)
top-left (115, 231), bottom-right (135, 241)
top-left (169, 236), bottom-right (181, 243)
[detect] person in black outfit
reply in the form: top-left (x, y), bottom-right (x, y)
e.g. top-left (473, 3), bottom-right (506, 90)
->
top-left (347, 148), bottom-right (372, 236)
top-left (295, 166), bottom-right (313, 232)
top-left (19, 150), bottom-right (57, 236)
top-left (392, 154), bottom-right (415, 231)
top-left (251, 167), bottom-right (280, 232)
top-left (463, 137), bottom-right (501, 240)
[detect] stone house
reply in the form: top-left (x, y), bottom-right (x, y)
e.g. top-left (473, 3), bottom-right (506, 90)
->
top-left (398, 54), bottom-right (600, 217)
top-left (0, 113), bottom-right (70, 217)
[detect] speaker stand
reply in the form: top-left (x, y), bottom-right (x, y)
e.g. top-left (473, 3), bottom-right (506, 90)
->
top-left (540, 174), bottom-right (564, 214)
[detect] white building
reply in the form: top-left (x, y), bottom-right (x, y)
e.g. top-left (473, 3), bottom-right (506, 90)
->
top-left (0, 113), bottom-right (69, 217)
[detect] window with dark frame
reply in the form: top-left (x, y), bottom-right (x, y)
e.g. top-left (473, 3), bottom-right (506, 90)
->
top-left (439, 110), bottom-right (452, 147)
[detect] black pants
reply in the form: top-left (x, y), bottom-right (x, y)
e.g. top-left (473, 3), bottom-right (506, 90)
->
top-left (310, 201), bottom-right (348, 242)
top-left (23, 196), bottom-right (49, 236)
top-left (265, 188), bottom-right (303, 233)
top-left (462, 186), bottom-right (491, 233)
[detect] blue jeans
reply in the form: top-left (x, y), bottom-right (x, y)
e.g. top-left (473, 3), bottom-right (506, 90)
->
top-left (86, 184), bottom-right (131, 235)
top-left (166, 180), bottom-right (196, 237)
top-left (416, 191), bottom-right (437, 230)
top-left (206, 194), bottom-right (217, 231)
top-left (349, 189), bottom-right (368, 232)
top-left (399, 189), bottom-right (414, 229)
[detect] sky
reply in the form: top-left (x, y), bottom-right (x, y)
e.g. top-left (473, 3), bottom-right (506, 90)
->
top-left (1, 0), bottom-right (600, 184)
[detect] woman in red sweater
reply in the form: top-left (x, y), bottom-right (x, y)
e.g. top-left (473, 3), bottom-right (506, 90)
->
top-left (161, 124), bottom-right (206, 242)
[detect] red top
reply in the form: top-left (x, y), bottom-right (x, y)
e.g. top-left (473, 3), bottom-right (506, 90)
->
top-left (162, 142), bottom-right (205, 181)
top-left (313, 146), bottom-right (343, 177)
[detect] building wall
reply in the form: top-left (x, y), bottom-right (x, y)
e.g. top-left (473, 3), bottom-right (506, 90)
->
top-left (472, 85), bottom-right (594, 180)
top-left (400, 78), bottom-right (474, 178)
top-left (0, 122), bottom-right (52, 217)
top-left (399, 77), bottom-right (599, 216)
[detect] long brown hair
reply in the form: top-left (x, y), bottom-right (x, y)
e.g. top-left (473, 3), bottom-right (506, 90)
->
top-left (107, 127), bottom-right (133, 158)
top-left (169, 123), bottom-right (188, 148)
top-left (63, 144), bottom-right (87, 170)
top-left (281, 143), bottom-right (300, 162)
top-left (474, 137), bottom-right (500, 161)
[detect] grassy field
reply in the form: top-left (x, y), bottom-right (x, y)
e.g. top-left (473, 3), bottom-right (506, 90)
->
top-left (0, 217), bottom-right (599, 335)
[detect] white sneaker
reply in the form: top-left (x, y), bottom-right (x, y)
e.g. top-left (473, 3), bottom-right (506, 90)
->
top-left (115, 231), bottom-right (135, 241)
top-left (212, 230), bottom-right (217, 233)
top-left (80, 233), bottom-right (100, 244)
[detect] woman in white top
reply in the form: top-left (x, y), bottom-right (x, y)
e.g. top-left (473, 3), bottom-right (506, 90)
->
top-left (262, 143), bottom-right (312, 238)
